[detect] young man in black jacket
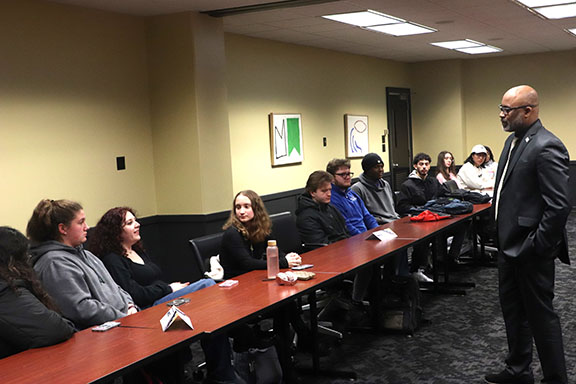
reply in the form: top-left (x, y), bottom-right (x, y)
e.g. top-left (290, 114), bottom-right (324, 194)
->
top-left (295, 170), bottom-right (349, 248)
top-left (397, 153), bottom-right (443, 216)
top-left (397, 153), bottom-right (466, 277)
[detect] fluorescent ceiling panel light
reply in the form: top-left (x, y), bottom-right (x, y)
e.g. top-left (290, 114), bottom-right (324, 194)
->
top-left (366, 22), bottom-right (436, 36)
top-left (516, 0), bottom-right (575, 7)
top-left (322, 10), bottom-right (402, 27)
top-left (431, 39), bottom-right (483, 49)
top-left (456, 45), bottom-right (502, 54)
top-left (567, 27), bottom-right (576, 35)
top-left (532, 3), bottom-right (576, 19)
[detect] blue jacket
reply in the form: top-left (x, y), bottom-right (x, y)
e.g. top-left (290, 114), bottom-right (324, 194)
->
top-left (330, 184), bottom-right (378, 236)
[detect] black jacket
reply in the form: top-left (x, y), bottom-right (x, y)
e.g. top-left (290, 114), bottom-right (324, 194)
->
top-left (295, 192), bottom-right (349, 248)
top-left (493, 120), bottom-right (571, 264)
top-left (0, 279), bottom-right (75, 359)
top-left (396, 170), bottom-right (444, 215)
top-left (220, 227), bottom-right (289, 279)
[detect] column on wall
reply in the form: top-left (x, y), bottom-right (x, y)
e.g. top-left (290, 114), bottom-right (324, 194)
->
top-left (147, 12), bottom-right (233, 215)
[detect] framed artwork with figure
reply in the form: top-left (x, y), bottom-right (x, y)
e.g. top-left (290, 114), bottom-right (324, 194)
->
top-left (345, 114), bottom-right (369, 158)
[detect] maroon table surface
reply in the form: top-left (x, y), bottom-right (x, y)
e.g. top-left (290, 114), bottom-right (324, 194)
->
top-left (185, 269), bottom-right (340, 334)
top-left (386, 203), bottom-right (491, 240)
top-left (0, 204), bottom-right (491, 383)
top-left (0, 270), bottom-right (339, 384)
top-left (0, 301), bottom-right (204, 384)
top-left (302, 230), bottom-right (414, 274)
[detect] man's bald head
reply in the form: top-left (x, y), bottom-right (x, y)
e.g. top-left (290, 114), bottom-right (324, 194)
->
top-left (500, 85), bottom-right (540, 133)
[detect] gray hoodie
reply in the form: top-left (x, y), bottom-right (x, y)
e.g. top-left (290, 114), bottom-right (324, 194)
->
top-left (351, 173), bottom-right (400, 224)
top-left (31, 241), bottom-right (134, 330)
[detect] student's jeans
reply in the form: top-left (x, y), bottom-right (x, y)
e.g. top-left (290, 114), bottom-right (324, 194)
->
top-left (153, 278), bottom-right (216, 306)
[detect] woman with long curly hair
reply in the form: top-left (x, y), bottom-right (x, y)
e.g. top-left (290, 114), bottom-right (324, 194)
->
top-left (89, 207), bottom-right (214, 308)
top-left (89, 207), bottom-right (243, 384)
top-left (0, 226), bottom-right (74, 358)
top-left (220, 190), bottom-right (301, 279)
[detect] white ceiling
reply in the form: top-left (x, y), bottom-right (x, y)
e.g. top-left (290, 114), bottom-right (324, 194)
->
top-left (45, 0), bottom-right (576, 62)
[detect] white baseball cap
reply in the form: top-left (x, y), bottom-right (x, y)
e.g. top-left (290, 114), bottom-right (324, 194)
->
top-left (471, 144), bottom-right (487, 154)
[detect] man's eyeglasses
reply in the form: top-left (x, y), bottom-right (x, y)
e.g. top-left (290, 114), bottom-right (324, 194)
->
top-left (335, 172), bottom-right (354, 178)
top-left (499, 104), bottom-right (537, 114)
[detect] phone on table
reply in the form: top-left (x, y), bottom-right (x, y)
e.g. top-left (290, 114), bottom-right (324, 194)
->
top-left (165, 297), bottom-right (190, 307)
top-left (292, 264), bottom-right (313, 270)
top-left (92, 321), bottom-right (121, 332)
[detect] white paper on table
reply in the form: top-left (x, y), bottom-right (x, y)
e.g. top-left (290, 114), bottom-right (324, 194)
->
top-left (366, 228), bottom-right (398, 241)
top-left (160, 306), bottom-right (194, 332)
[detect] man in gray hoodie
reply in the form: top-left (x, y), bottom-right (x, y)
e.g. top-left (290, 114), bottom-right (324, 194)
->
top-left (351, 153), bottom-right (400, 225)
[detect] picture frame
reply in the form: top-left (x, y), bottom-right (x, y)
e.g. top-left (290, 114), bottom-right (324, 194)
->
top-left (269, 113), bottom-right (303, 167)
top-left (345, 114), bottom-right (369, 158)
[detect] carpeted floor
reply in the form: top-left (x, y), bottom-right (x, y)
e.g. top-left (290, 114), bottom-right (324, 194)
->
top-left (294, 211), bottom-right (576, 384)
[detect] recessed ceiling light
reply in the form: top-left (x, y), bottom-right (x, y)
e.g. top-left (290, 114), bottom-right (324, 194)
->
top-left (431, 39), bottom-right (483, 49)
top-left (365, 22), bottom-right (437, 36)
top-left (515, 0), bottom-right (575, 7)
top-left (322, 10), bottom-right (402, 27)
top-left (566, 27), bottom-right (576, 35)
top-left (456, 45), bottom-right (503, 54)
top-left (532, 3), bottom-right (576, 19)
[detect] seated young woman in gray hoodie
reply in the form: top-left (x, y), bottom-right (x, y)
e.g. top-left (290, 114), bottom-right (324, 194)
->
top-left (27, 199), bottom-right (137, 330)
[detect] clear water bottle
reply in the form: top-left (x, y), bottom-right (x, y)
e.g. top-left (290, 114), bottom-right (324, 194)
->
top-left (266, 240), bottom-right (279, 279)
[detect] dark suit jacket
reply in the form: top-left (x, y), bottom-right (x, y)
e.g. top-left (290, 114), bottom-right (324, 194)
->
top-left (493, 119), bottom-right (571, 264)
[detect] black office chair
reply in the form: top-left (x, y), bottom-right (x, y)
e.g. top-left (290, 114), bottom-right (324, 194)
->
top-left (187, 232), bottom-right (226, 381)
top-left (188, 232), bottom-right (225, 282)
top-left (269, 211), bottom-right (326, 252)
top-left (269, 211), bottom-right (304, 253)
top-left (269, 212), bottom-right (343, 341)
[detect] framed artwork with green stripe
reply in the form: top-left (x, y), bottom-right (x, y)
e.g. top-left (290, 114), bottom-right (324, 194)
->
top-left (269, 113), bottom-right (303, 167)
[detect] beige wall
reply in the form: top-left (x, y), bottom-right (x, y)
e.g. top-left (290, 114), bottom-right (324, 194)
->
top-left (409, 60), bottom-right (467, 163)
top-left (464, 50), bottom-right (576, 159)
top-left (411, 50), bottom-right (576, 164)
top-left (225, 34), bottom-right (410, 196)
top-left (2, 0), bottom-right (575, 232)
top-left (0, 0), bottom-right (156, 231)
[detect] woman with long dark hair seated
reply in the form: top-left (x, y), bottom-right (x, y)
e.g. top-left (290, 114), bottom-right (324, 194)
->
top-left (0, 226), bottom-right (74, 359)
top-left (436, 150), bottom-right (462, 187)
top-left (89, 207), bottom-right (214, 308)
top-left (89, 207), bottom-right (242, 384)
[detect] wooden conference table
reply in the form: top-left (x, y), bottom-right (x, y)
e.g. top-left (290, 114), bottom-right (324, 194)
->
top-left (0, 203), bottom-right (491, 384)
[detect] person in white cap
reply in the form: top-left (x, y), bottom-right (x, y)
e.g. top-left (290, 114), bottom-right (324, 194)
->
top-left (457, 144), bottom-right (495, 195)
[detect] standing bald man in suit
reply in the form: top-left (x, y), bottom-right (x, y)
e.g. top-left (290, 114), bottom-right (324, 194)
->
top-left (485, 85), bottom-right (570, 384)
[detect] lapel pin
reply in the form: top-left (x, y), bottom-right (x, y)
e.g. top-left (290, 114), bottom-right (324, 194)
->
top-left (525, 137), bottom-right (530, 143)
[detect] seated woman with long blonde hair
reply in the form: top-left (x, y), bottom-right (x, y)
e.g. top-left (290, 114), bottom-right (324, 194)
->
top-left (220, 190), bottom-right (301, 279)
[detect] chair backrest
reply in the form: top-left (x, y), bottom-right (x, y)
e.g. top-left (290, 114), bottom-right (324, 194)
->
top-left (188, 232), bottom-right (224, 275)
top-left (269, 211), bottom-right (303, 254)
